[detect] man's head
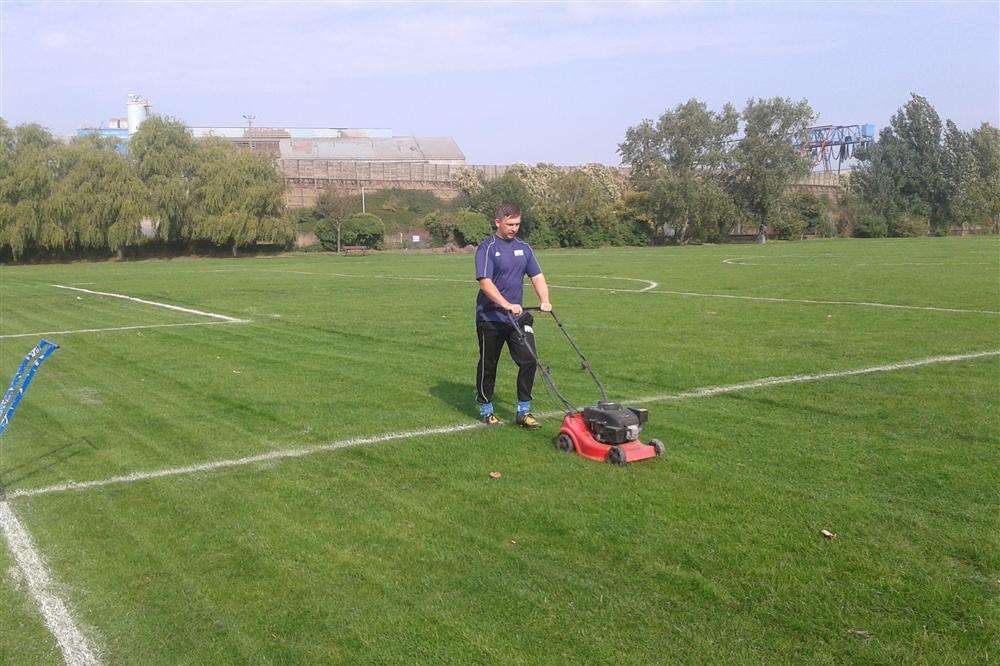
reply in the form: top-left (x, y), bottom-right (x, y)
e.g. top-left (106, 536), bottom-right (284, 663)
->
top-left (494, 203), bottom-right (521, 240)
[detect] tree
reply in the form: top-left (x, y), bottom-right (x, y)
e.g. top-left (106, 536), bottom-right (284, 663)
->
top-left (852, 94), bottom-right (952, 229)
top-left (728, 97), bottom-right (815, 241)
top-left (646, 169), bottom-right (738, 243)
top-left (47, 135), bottom-right (146, 257)
top-left (0, 121), bottom-right (61, 258)
top-left (968, 123), bottom-right (1000, 231)
top-left (188, 138), bottom-right (291, 256)
top-left (422, 210), bottom-right (453, 246)
top-left (452, 209), bottom-right (492, 246)
top-left (471, 172), bottom-right (536, 235)
top-left (619, 99), bottom-right (740, 243)
top-left (341, 212), bottom-right (384, 248)
top-left (128, 116), bottom-right (198, 243)
top-left (784, 191), bottom-right (838, 237)
top-left (535, 171), bottom-right (621, 247)
top-left (453, 165), bottom-right (484, 199)
top-left (315, 186), bottom-right (356, 252)
top-left (619, 98), bottom-right (738, 187)
top-left (503, 163), bottom-right (561, 204)
top-left (612, 191), bottom-right (657, 246)
top-left (578, 163), bottom-right (629, 201)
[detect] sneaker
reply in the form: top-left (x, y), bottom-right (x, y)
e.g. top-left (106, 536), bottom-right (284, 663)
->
top-left (515, 412), bottom-right (540, 430)
top-left (480, 412), bottom-right (502, 426)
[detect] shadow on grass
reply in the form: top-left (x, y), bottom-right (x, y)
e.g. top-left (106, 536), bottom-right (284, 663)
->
top-left (430, 380), bottom-right (476, 418)
top-left (0, 437), bottom-right (99, 493)
top-left (429, 379), bottom-right (518, 421)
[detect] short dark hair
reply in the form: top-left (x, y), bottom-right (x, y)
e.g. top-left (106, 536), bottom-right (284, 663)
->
top-left (494, 203), bottom-right (521, 221)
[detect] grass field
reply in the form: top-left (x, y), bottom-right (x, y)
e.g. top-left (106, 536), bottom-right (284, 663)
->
top-left (0, 237), bottom-right (998, 664)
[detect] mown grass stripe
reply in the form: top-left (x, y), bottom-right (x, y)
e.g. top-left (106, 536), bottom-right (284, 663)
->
top-left (7, 349), bottom-right (997, 501)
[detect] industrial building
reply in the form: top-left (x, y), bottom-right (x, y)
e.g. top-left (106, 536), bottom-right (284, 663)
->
top-left (77, 94), bottom-right (467, 204)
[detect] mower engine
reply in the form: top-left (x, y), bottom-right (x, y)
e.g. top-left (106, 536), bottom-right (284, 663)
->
top-left (583, 401), bottom-right (648, 444)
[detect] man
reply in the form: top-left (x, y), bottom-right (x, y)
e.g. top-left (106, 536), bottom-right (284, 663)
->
top-left (474, 203), bottom-right (552, 428)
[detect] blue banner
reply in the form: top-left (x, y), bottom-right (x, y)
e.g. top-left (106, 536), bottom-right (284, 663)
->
top-left (0, 339), bottom-right (59, 436)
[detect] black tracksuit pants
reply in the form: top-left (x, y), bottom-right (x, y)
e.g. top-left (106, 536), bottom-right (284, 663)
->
top-left (476, 313), bottom-right (537, 404)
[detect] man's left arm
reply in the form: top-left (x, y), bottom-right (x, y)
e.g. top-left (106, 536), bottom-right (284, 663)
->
top-left (530, 273), bottom-right (552, 312)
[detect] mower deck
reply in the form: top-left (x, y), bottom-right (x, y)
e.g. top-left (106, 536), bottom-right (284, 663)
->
top-left (556, 412), bottom-right (662, 466)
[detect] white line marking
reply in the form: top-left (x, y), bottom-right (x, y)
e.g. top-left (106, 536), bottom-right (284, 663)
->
top-left (224, 268), bottom-right (659, 293)
top-left (0, 321), bottom-right (241, 340)
top-left (0, 501), bottom-right (101, 665)
top-left (723, 255), bottom-right (997, 267)
top-left (7, 422), bottom-right (485, 500)
top-left (563, 275), bottom-right (659, 291)
top-left (217, 268), bottom-right (996, 313)
top-left (627, 350), bottom-right (1000, 403)
top-left (52, 285), bottom-right (247, 323)
top-left (7, 349), bottom-right (997, 501)
top-left (646, 289), bottom-right (1000, 315)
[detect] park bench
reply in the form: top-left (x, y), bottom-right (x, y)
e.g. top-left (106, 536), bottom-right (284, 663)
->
top-left (342, 245), bottom-right (367, 255)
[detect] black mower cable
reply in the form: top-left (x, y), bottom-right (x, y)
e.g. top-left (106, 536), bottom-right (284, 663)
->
top-left (506, 307), bottom-right (609, 414)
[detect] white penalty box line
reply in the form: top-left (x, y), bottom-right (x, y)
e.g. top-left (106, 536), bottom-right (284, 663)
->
top-left (7, 349), bottom-right (998, 502)
top-left (0, 286), bottom-right (251, 340)
top-left (52, 285), bottom-right (248, 323)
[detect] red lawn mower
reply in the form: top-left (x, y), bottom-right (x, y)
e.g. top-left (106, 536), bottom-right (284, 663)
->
top-left (509, 308), bottom-right (664, 466)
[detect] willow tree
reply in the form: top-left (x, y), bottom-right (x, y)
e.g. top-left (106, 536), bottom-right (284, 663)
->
top-left (0, 121), bottom-right (64, 259)
top-left (47, 135), bottom-right (146, 257)
top-left (128, 116), bottom-right (198, 243)
top-left (188, 138), bottom-right (292, 255)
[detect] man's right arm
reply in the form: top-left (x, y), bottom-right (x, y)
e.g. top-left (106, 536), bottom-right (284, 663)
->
top-left (478, 278), bottom-right (522, 316)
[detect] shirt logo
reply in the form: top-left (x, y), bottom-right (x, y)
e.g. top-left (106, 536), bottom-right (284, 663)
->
top-left (495, 251), bottom-right (501, 257)
top-left (514, 249), bottom-right (524, 256)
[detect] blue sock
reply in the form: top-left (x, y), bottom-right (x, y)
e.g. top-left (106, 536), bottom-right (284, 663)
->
top-left (479, 402), bottom-right (494, 417)
top-left (517, 400), bottom-right (531, 416)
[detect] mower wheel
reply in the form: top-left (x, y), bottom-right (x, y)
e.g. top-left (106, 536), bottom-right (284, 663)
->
top-left (606, 446), bottom-right (626, 467)
top-left (650, 438), bottom-right (665, 456)
top-left (555, 433), bottom-right (575, 453)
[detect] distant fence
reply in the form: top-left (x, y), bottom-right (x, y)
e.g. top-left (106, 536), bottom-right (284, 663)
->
top-left (787, 171), bottom-right (846, 200)
top-left (280, 159), bottom-right (846, 208)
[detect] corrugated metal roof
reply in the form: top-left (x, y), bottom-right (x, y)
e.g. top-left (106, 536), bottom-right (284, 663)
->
top-left (279, 136), bottom-right (464, 162)
top-left (188, 127), bottom-right (391, 139)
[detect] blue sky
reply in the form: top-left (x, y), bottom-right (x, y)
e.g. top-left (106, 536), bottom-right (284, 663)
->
top-left (2, 1), bottom-right (997, 164)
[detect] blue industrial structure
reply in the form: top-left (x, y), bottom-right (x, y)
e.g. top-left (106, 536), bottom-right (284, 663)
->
top-left (75, 126), bottom-right (130, 154)
top-left (794, 124), bottom-right (877, 172)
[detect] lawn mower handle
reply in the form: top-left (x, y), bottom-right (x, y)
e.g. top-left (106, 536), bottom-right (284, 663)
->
top-left (506, 307), bottom-right (609, 411)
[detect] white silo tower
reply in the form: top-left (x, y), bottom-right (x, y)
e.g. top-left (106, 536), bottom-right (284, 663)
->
top-left (126, 93), bottom-right (152, 134)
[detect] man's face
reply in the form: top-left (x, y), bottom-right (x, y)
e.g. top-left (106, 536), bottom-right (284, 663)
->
top-left (495, 215), bottom-right (521, 239)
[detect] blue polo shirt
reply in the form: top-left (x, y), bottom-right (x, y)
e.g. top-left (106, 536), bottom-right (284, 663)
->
top-left (475, 234), bottom-right (542, 323)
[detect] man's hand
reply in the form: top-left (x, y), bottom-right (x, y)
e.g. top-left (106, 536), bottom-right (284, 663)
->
top-left (507, 303), bottom-right (523, 316)
top-left (539, 302), bottom-right (552, 312)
